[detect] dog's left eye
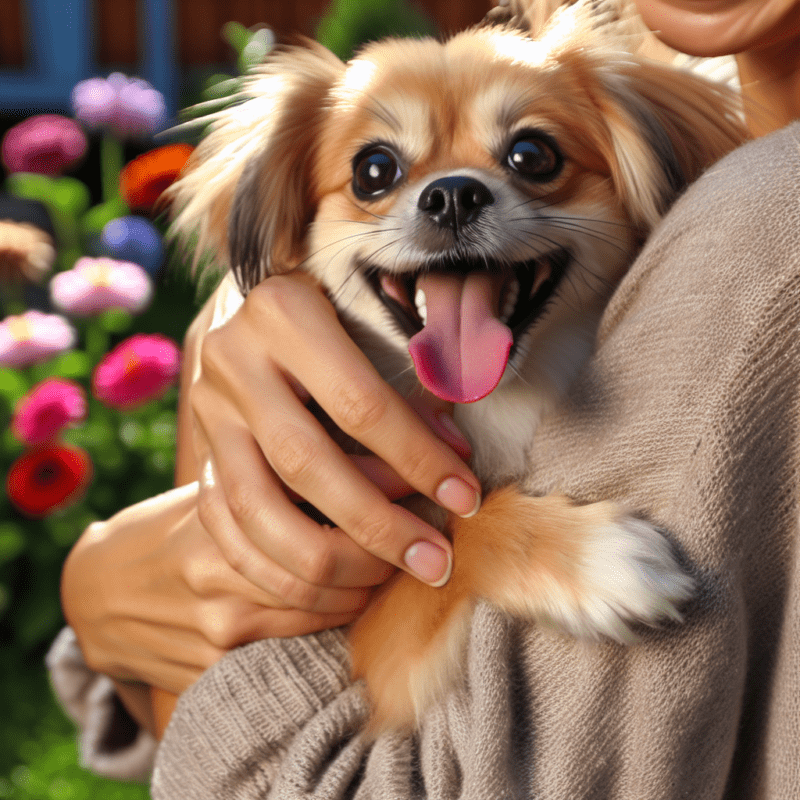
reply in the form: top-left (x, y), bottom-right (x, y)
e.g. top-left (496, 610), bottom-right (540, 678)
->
top-left (506, 132), bottom-right (562, 182)
top-left (352, 146), bottom-right (403, 198)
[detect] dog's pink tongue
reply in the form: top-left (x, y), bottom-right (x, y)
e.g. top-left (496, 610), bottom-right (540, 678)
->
top-left (408, 272), bottom-right (512, 404)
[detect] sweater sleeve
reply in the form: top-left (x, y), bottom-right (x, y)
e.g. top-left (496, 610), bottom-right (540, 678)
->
top-left (151, 628), bottom-right (362, 799)
top-left (152, 605), bottom-right (526, 800)
top-left (46, 627), bottom-right (157, 781)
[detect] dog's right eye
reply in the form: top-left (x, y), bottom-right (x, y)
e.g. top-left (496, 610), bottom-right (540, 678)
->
top-left (352, 146), bottom-right (402, 198)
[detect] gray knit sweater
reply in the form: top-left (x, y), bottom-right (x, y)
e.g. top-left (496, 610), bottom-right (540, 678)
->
top-left (150, 122), bottom-right (800, 800)
top-left (49, 123), bottom-right (800, 797)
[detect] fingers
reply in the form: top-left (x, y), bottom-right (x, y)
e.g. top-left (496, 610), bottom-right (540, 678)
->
top-left (195, 428), bottom-right (395, 592)
top-left (92, 620), bottom-right (225, 693)
top-left (237, 277), bottom-right (481, 508)
top-left (199, 380), bottom-right (454, 585)
top-left (194, 274), bottom-right (480, 585)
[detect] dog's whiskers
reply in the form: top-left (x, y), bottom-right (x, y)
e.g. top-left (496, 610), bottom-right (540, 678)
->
top-left (538, 219), bottom-right (631, 255)
top-left (296, 228), bottom-right (400, 272)
top-left (345, 195), bottom-right (400, 223)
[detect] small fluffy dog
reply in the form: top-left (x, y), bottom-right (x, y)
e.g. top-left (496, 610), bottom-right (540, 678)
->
top-left (169, 1), bottom-right (747, 730)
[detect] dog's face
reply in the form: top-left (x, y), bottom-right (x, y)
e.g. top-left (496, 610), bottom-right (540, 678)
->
top-left (306, 30), bottom-right (645, 405)
top-left (171, 9), bottom-right (746, 472)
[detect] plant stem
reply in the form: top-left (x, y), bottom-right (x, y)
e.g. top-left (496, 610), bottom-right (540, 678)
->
top-left (100, 134), bottom-right (124, 205)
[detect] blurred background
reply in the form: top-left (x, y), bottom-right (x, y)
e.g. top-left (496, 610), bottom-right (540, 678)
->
top-left (0, 0), bottom-right (492, 797)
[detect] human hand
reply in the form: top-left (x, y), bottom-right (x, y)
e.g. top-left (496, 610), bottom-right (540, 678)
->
top-left (60, 482), bottom-right (361, 700)
top-left (189, 272), bottom-right (480, 604)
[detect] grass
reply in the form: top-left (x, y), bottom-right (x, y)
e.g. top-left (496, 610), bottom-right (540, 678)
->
top-left (0, 652), bottom-right (149, 799)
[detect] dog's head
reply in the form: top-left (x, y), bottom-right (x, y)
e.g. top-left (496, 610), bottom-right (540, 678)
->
top-left (171, 3), bottom-right (746, 405)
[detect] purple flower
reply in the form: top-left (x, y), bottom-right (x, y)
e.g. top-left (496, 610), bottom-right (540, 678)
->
top-left (72, 73), bottom-right (167, 139)
top-left (50, 256), bottom-right (153, 316)
top-left (1, 115), bottom-right (87, 176)
top-left (98, 216), bottom-right (164, 275)
top-left (0, 311), bottom-right (76, 367)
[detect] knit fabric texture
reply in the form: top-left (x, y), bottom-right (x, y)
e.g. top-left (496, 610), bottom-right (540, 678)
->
top-left (148, 122), bottom-right (800, 798)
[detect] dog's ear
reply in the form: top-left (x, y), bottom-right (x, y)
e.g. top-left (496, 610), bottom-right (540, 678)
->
top-left (169, 40), bottom-right (344, 293)
top-left (596, 60), bottom-right (749, 231)
top-left (531, 0), bottom-right (748, 232)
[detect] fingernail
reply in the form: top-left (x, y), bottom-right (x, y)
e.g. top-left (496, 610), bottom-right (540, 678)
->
top-left (404, 540), bottom-right (453, 587)
top-left (436, 476), bottom-right (481, 518)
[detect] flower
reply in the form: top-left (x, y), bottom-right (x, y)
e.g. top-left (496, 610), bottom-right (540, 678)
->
top-left (50, 256), bottom-right (153, 316)
top-left (12, 378), bottom-right (86, 446)
top-left (0, 220), bottom-right (56, 283)
top-left (120, 144), bottom-right (194, 212)
top-left (0, 193), bottom-right (56, 239)
top-left (6, 443), bottom-right (92, 517)
top-left (1, 115), bottom-right (87, 176)
top-left (98, 216), bottom-right (164, 276)
top-left (72, 73), bottom-right (167, 139)
top-left (0, 311), bottom-right (76, 367)
top-left (93, 333), bottom-right (180, 409)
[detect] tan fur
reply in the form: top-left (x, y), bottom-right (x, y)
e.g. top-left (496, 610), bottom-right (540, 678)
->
top-left (168, 0), bottom-right (749, 733)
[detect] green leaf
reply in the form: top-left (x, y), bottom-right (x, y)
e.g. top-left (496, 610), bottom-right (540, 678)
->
top-left (0, 368), bottom-right (29, 408)
top-left (81, 198), bottom-right (129, 239)
top-left (222, 21), bottom-right (250, 54)
top-left (117, 419), bottom-right (145, 448)
top-left (147, 410), bottom-right (177, 449)
top-left (0, 523), bottom-right (25, 564)
top-left (49, 177), bottom-right (91, 217)
top-left (47, 350), bottom-right (91, 380)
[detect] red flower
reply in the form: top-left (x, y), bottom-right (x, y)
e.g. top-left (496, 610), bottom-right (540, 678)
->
top-left (93, 332), bottom-right (180, 409)
top-left (120, 144), bottom-right (194, 211)
top-left (6, 443), bottom-right (92, 517)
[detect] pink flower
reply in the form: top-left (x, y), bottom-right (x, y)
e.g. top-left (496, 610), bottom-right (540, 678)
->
top-left (12, 378), bottom-right (86, 446)
top-left (93, 333), bottom-right (180, 409)
top-left (72, 73), bottom-right (167, 139)
top-left (0, 311), bottom-right (76, 367)
top-left (50, 256), bottom-right (153, 316)
top-left (1, 115), bottom-right (87, 176)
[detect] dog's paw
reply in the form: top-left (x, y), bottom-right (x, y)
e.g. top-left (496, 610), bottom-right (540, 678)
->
top-left (546, 511), bottom-right (695, 643)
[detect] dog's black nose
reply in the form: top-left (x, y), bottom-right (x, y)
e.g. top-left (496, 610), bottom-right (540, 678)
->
top-left (418, 176), bottom-right (494, 231)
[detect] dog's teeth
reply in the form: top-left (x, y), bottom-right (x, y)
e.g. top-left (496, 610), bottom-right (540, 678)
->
top-left (500, 278), bottom-right (520, 324)
top-left (415, 288), bottom-right (427, 325)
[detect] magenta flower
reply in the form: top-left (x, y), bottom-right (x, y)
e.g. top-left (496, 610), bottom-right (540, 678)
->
top-left (50, 256), bottom-right (153, 316)
top-left (1, 115), bottom-right (87, 176)
top-left (93, 333), bottom-right (180, 409)
top-left (12, 378), bottom-right (87, 446)
top-left (71, 73), bottom-right (167, 138)
top-left (0, 311), bottom-right (76, 367)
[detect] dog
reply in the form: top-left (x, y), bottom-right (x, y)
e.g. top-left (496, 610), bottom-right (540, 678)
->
top-left (167, 0), bottom-right (748, 732)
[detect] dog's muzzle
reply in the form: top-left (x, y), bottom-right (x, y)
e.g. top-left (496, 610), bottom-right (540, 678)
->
top-left (363, 175), bottom-right (570, 404)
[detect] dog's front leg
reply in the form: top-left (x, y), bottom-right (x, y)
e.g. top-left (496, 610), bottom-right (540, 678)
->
top-left (454, 486), bottom-right (695, 643)
top-left (349, 486), bottom-right (693, 732)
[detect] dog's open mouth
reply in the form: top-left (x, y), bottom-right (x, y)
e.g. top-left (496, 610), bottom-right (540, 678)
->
top-left (365, 250), bottom-right (569, 403)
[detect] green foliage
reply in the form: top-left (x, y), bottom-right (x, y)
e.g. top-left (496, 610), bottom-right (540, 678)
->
top-left (0, 653), bottom-right (148, 798)
top-left (316, 0), bottom-right (437, 60)
top-left (0, 275), bottom-right (198, 795)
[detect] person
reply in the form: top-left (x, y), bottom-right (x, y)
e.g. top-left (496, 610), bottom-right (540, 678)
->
top-left (49, 0), bottom-right (800, 794)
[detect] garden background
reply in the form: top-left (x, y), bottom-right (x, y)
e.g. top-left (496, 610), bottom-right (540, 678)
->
top-left (0, 0), bottom-right (494, 797)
